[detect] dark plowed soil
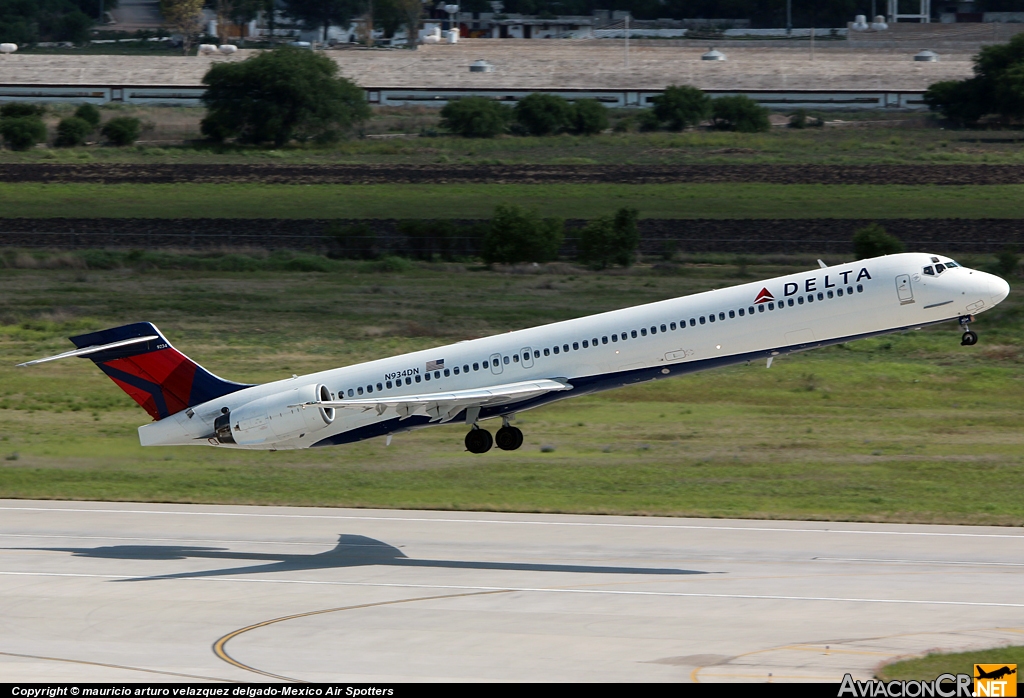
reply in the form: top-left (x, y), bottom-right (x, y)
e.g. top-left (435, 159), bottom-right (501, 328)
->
top-left (5, 164), bottom-right (1024, 185)
top-left (2, 218), bottom-right (1021, 254)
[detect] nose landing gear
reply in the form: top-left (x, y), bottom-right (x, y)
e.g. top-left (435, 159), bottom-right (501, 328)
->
top-left (959, 315), bottom-right (978, 346)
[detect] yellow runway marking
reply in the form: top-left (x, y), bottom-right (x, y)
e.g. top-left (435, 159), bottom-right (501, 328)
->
top-left (212, 589), bottom-right (511, 682)
top-left (0, 650), bottom-right (234, 682)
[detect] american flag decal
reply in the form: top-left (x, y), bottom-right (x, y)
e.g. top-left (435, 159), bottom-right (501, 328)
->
top-left (426, 359), bottom-right (444, 371)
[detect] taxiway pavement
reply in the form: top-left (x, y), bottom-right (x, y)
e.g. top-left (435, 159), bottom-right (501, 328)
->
top-left (1, 500), bottom-right (1022, 682)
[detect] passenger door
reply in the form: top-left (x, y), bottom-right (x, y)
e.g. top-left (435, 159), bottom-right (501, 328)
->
top-left (520, 347), bottom-right (533, 369)
top-left (489, 352), bottom-right (503, 375)
top-left (895, 274), bottom-right (914, 305)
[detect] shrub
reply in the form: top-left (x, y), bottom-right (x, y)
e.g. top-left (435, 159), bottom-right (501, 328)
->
top-left (328, 222), bottom-right (379, 260)
top-left (101, 117), bottom-right (142, 146)
top-left (576, 207), bottom-right (640, 270)
top-left (440, 97), bottom-right (511, 138)
top-left (200, 46), bottom-right (370, 145)
top-left (514, 93), bottom-right (572, 136)
top-left (923, 78), bottom-right (990, 126)
top-left (853, 223), bottom-right (904, 260)
top-left (74, 104), bottom-right (102, 128)
top-left (55, 117), bottom-right (93, 147)
top-left (397, 220), bottom-right (484, 261)
top-left (0, 103), bottom-right (45, 119)
top-left (637, 109), bottom-right (662, 132)
top-left (0, 117), bottom-right (46, 151)
top-left (482, 204), bottom-right (564, 265)
top-left (570, 99), bottom-right (609, 135)
top-left (924, 35), bottom-right (1024, 125)
top-left (788, 109), bottom-right (823, 129)
top-left (994, 247), bottom-right (1019, 277)
top-left (651, 85), bottom-right (711, 131)
top-left (711, 96), bottom-right (771, 132)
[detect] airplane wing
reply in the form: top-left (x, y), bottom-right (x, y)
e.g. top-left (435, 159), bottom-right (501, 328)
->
top-left (292, 378), bottom-right (572, 423)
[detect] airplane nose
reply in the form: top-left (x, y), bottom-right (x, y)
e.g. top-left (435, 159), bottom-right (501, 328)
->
top-left (990, 275), bottom-right (1010, 305)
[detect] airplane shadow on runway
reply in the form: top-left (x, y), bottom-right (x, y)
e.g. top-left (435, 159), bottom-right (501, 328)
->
top-left (17, 534), bottom-right (711, 581)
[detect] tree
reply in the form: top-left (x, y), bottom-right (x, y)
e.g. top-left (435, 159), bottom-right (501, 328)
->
top-left (74, 103), bottom-right (101, 128)
top-left (576, 207), bottom-right (640, 270)
top-left (101, 116), bottom-right (142, 145)
top-left (161, 0), bottom-right (205, 55)
top-left (282, 0), bottom-right (364, 43)
top-left (853, 223), bottom-right (904, 260)
top-left (651, 85), bottom-right (711, 131)
top-left (924, 34), bottom-right (1024, 125)
top-left (482, 205), bottom-right (564, 265)
top-left (710, 95), bottom-right (771, 133)
top-left (55, 116), bottom-right (93, 147)
top-left (514, 93), bottom-right (572, 136)
top-left (440, 97), bottom-right (511, 138)
top-left (0, 116), bottom-right (47, 151)
top-left (393, 0), bottom-right (422, 45)
top-left (201, 47), bottom-right (370, 145)
top-left (570, 99), bottom-right (609, 135)
top-left (217, 0), bottom-right (261, 44)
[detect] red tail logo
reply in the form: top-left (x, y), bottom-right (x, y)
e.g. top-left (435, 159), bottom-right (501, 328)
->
top-left (754, 288), bottom-right (775, 304)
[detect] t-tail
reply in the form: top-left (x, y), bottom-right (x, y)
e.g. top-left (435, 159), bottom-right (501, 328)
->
top-left (17, 322), bottom-right (250, 420)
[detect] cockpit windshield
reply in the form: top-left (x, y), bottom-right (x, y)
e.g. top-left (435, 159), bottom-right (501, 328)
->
top-left (923, 259), bottom-right (959, 275)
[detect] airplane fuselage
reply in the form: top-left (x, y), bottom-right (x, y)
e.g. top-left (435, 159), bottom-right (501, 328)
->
top-left (138, 253), bottom-right (1009, 450)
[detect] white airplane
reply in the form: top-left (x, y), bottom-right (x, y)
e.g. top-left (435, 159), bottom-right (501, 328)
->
top-left (19, 253), bottom-right (1010, 454)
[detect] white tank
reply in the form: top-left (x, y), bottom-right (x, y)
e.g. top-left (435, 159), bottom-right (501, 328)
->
top-left (0, 43), bottom-right (17, 54)
top-left (701, 48), bottom-right (726, 61)
top-left (198, 44), bottom-right (219, 55)
top-left (851, 15), bottom-right (869, 31)
top-left (870, 15), bottom-right (888, 30)
top-left (218, 44), bottom-right (237, 55)
top-left (446, 27), bottom-right (460, 44)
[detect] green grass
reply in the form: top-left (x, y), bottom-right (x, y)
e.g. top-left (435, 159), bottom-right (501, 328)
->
top-left (5, 182), bottom-right (1024, 219)
top-left (877, 646), bottom-right (1024, 681)
top-left (1, 257), bottom-right (1022, 521)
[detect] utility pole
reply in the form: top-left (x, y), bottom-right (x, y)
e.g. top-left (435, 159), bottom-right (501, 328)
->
top-left (624, 13), bottom-right (629, 68)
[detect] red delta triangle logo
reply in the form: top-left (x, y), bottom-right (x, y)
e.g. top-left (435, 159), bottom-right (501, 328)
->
top-left (754, 288), bottom-right (775, 304)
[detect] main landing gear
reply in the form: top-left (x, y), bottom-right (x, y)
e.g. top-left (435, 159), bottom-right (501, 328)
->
top-left (465, 417), bottom-right (523, 454)
top-left (959, 315), bottom-right (978, 346)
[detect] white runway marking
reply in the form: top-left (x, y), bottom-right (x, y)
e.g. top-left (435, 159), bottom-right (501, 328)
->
top-left (3, 505), bottom-right (1024, 539)
top-left (3, 570), bottom-right (1023, 608)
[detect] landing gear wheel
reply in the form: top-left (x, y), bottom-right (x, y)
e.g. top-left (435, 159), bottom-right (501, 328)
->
top-left (465, 428), bottom-right (493, 454)
top-left (495, 426), bottom-right (524, 451)
top-left (961, 330), bottom-right (978, 346)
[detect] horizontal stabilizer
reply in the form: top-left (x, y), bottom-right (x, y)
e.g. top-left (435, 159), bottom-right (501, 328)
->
top-left (293, 378), bottom-right (572, 423)
top-left (16, 335), bottom-right (159, 367)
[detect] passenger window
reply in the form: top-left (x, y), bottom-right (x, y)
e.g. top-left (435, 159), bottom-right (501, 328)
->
top-left (807, 295), bottom-right (814, 303)
top-left (348, 389), bottom-right (354, 397)
top-left (699, 317), bottom-right (705, 325)
top-left (670, 322), bottom-right (676, 330)
top-left (748, 306), bottom-right (755, 314)
top-left (857, 284), bottom-right (864, 292)
top-left (473, 363), bottom-right (479, 370)
top-left (415, 375), bottom-right (421, 383)
top-left (661, 324), bottom-right (667, 332)
top-left (424, 373), bottom-right (430, 381)
top-left (386, 381), bottom-right (392, 389)
top-left (357, 387), bottom-right (364, 395)
top-left (444, 369), bottom-right (450, 377)
top-left (827, 291), bottom-right (833, 299)
top-left (768, 302), bottom-right (775, 310)
top-left (758, 304), bottom-right (765, 313)
top-left (728, 311), bottom-right (735, 319)
top-left (367, 385), bottom-right (373, 393)
top-left (690, 319), bottom-right (696, 327)
top-left (553, 346), bottom-right (560, 354)
top-left (787, 299), bottom-right (794, 306)
top-left (817, 292), bottom-right (823, 300)
top-left (602, 336), bottom-right (609, 344)
top-left (534, 350), bottom-right (540, 358)
top-left (512, 355), bottom-right (519, 362)
top-left (582, 340), bottom-right (589, 348)
top-left (649, 327), bottom-right (656, 335)
top-left (563, 344), bottom-right (569, 352)
top-left (709, 315), bottom-right (716, 323)
top-left (544, 348), bottom-right (550, 355)
top-left (503, 356), bottom-right (510, 364)
top-left (573, 342), bottom-right (579, 350)
top-left (377, 383), bottom-right (383, 391)
top-left (798, 297), bottom-right (804, 304)
top-left (592, 337), bottom-right (598, 345)
top-left (837, 288), bottom-right (843, 297)
top-left (611, 335), bottom-right (618, 343)
top-left (738, 308), bottom-right (745, 316)
top-left (621, 332), bottom-right (628, 340)
top-left (434, 371), bottom-right (440, 378)
top-left (631, 330), bottom-right (637, 338)
top-left (405, 377), bottom-right (412, 385)
top-left (847, 286), bottom-right (853, 294)
top-left (462, 365), bottom-right (468, 373)
top-left (641, 328), bottom-right (648, 336)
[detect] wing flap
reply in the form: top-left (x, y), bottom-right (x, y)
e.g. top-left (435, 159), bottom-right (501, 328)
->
top-left (292, 379), bottom-right (572, 423)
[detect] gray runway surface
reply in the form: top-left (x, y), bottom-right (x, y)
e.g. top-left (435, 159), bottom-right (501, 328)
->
top-left (1, 500), bottom-right (1022, 683)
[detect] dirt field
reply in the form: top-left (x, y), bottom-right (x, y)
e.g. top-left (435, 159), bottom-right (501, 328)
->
top-left (5, 163), bottom-right (1024, 184)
